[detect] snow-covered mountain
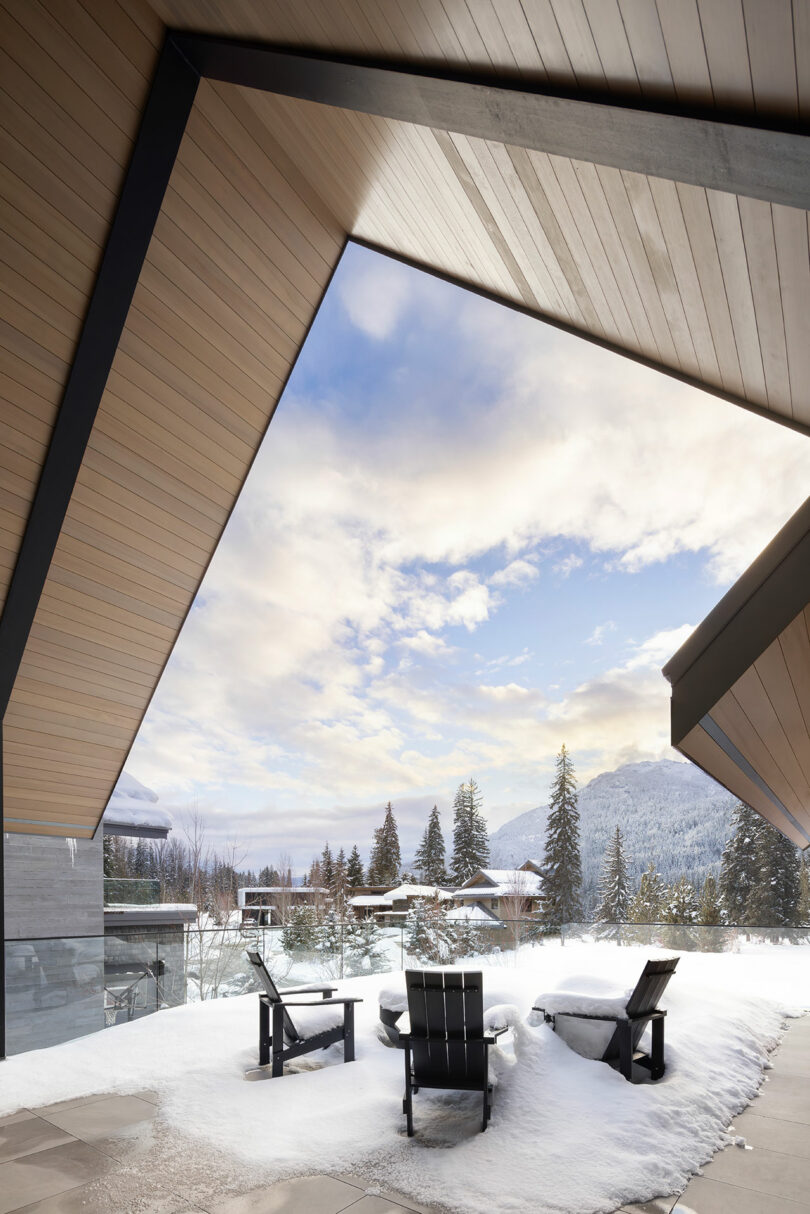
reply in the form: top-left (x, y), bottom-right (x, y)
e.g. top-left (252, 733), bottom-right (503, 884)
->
top-left (489, 759), bottom-right (736, 909)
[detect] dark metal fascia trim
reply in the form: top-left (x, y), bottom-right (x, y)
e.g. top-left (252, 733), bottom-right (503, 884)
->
top-left (174, 33), bottom-right (810, 212)
top-left (699, 713), bottom-right (810, 846)
top-left (101, 823), bottom-right (171, 840)
top-left (664, 499), bottom-right (810, 743)
top-left (0, 35), bottom-right (200, 719)
top-left (349, 239), bottom-right (810, 440)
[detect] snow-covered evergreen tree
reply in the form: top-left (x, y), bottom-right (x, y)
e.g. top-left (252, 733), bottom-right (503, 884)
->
top-left (719, 802), bottom-right (763, 923)
top-left (450, 917), bottom-right (482, 961)
top-left (345, 917), bottom-right (386, 975)
top-left (281, 905), bottom-right (319, 954)
top-left (663, 876), bottom-right (699, 923)
top-left (405, 897), bottom-right (454, 964)
top-left (593, 826), bottom-right (629, 937)
top-left (798, 855), bottom-right (810, 928)
top-left (414, 805), bottom-right (447, 885)
top-left (317, 908), bottom-right (343, 956)
top-left (321, 843), bottom-right (335, 891)
top-left (346, 844), bottom-right (364, 887)
top-left (541, 745), bottom-right (583, 925)
top-left (747, 823), bottom-right (801, 927)
top-left (697, 872), bottom-right (723, 925)
top-left (367, 802), bottom-right (401, 885)
top-left (331, 847), bottom-right (348, 908)
top-left (627, 862), bottom-right (666, 923)
top-left (450, 779), bottom-right (490, 884)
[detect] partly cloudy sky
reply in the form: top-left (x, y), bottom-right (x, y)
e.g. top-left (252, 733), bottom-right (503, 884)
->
top-left (124, 244), bottom-right (810, 871)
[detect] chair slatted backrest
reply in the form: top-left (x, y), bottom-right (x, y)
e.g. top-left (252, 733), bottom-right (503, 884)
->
top-left (246, 950), bottom-right (300, 1042)
top-left (406, 970), bottom-right (486, 1086)
top-left (604, 956), bottom-right (678, 1060)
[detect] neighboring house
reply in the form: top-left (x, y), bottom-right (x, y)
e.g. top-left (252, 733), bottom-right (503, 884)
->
top-left (446, 902), bottom-right (504, 928)
top-left (238, 885), bottom-right (330, 926)
top-left (451, 862), bottom-right (544, 920)
top-left (347, 882), bottom-right (453, 925)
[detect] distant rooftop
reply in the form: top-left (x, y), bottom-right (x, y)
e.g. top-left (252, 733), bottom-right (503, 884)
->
top-left (103, 773), bottom-right (173, 839)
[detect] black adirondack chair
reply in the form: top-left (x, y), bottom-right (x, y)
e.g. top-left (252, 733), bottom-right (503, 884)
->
top-left (398, 969), bottom-right (507, 1136)
top-left (246, 950), bottom-right (362, 1077)
top-left (533, 956), bottom-right (678, 1082)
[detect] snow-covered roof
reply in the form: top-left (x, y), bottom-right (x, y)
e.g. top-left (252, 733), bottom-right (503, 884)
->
top-left (454, 868), bottom-right (543, 898)
top-left (348, 895), bottom-right (390, 907)
top-left (382, 884), bottom-right (453, 902)
top-left (102, 772), bottom-right (173, 836)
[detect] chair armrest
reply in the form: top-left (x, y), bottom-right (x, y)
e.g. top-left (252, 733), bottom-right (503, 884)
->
top-left (485, 1026), bottom-right (509, 1041)
top-left (281, 983), bottom-right (337, 996)
top-left (553, 1011), bottom-right (619, 1022)
top-left (279, 996), bottom-right (363, 1007)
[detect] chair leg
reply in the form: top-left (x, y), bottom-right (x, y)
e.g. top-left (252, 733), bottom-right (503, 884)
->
top-left (482, 1085), bottom-right (492, 1132)
top-left (258, 1000), bottom-right (270, 1068)
top-left (617, 1019), bottom-right (633, 1081)
top-left (650, 1016), bottom-right (665, 1080)
top-left (403, 1045), bottom-right (414, 1136)
top-left (343, 1001), bottom-right (355, 1064)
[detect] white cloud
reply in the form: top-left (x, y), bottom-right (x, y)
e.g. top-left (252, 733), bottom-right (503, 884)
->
top-left (490, 558), bottom-right (539, 587)
top-left (586, 620), bottom-right (617, 646)
top-left (554, 554), bottom-right (583, 577)
top-left (337, 256), bottom-right (414, 339)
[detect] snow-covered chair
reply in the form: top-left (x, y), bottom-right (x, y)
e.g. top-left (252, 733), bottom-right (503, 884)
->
top-left (245, 950), bottom-right (362, 1078)
top-left (397, 969), bottom-right (507, 1135)
top-left (532, 956), bottom-right (678, 1082)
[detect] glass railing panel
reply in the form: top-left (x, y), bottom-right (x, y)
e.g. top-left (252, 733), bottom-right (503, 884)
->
top-left (103, 877), bottom-right (161, 906)
top-left (5, 935), bottom-right (105, 1055)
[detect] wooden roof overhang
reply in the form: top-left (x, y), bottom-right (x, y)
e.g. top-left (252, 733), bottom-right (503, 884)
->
top-left (1, 0), bottom-right (809, 839)
top-left (663, 496), bottom-right (810, 851)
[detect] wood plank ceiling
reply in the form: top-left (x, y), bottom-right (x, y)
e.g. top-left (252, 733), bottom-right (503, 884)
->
top-left (1, 0), bottom-right (808, 836)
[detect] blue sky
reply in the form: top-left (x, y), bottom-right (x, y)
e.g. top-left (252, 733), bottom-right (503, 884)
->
top-left (125, 243), bottom-right (810, 871)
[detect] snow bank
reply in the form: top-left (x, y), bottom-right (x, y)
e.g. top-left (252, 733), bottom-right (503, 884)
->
top-left (4, 940), bottom-right (808, 1214)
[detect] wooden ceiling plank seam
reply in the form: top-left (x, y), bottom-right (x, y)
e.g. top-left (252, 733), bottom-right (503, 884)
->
top-left (674, 182), bottom-right (745, 396)
top-left (0, 232), bottom-right (88, 324)
top-left (582, 0), bottom-right (642, 95)
top-left (413, 0), bottom-right (467, 63)
top-left (565, 158), bottom-right (658, 350)
top-left (559, 157), bottom-right (653, 347)
top-left (705, 190), bottom-right (768, 406)
top-left (32, 599), bottom-right (175, 662)
top-left (59, 514), bottom-right (202, 598)
top-left (738, 196), bottom-right (792, 413)
top-left (446, 133), bottom-right (564, 313)
top-left (64, 498), bottom-right (213, 584)
top-left (754, 636), bottom-right (810, 788)
top-left (51, 546), bottom-right (190, 624)
top-left (120, 311), bottom-right (279, 435)
top-left (7, 768), bottom-right (120, 794)
top-left (0, 326), bottom-right (65, 398)
top-left (12, 686), bottom-right (143, 731)
top-left (619, 168), bottom-right (700, 371)
top-left (777, 613), bottom-right (810, 740)
top-left (645, 176), bottom-right (721, 384)
top-left (105, 367), bottom-right (257, 470)
top-left (184, 98), bottom-right (333, 288)
top-left (653, 0), bottom-right (714, 106)
top-left (0, 158), bottom-right (102, 280)
top-left (0, 373), bottom-right (58, 434)
top-left (21, 635), bottom-right (158, 691)
top-left (505, 145), bottom-right (601, 332)
top-left (520, 0), bottom-right (577, 86)
top-left (484, 0), bottom-right (545, 79)
top-left (0, 416), bottom-right (49, 467)
top-left (4, 736), bottom-right (125, 772)
top-left (478, 136), bottom-right (578, 317)
top-left (695, 0), bottom-right (754, 110)
top-left (772, 204), bottom-right (810, 425)
top-left (15, 665), bottom-right (157, 712)
top-left (548, 0), bottom-right (608, 88)
top-left (41, 575), bottom-right (183, 642)
top-left (47, 0), bottom-right (154, 98)
top-left (617, 0), bottom-right (676, 101)
top-left (723, 679), bottom-right (810, 814)
top-left (487, 140), bottom-right (586, 325)
top-left (731, 665), bottom-right (810, 803)
top-left (141, 239), bottom-right (301, 390)
top-left (466, 1), bottom-right (521, 74)
top-left (0, 191), bottom-right (95, 305)
top-left (0, 2), bottom-right (137, 156)
top-left (0, 255), bottom-right (84, 352)
top-left (3, 710), bottom-right (137, 751)
top-left (0, 289), bottom-right (75, 369)
top-left (438, 129), bottom-right (540, 309)
top-left (28, 620), bottom-right (171, 680)
top-left (742, 0), bottom-right (799, 118)
top-left (434, 0), bottom-right (492, 67)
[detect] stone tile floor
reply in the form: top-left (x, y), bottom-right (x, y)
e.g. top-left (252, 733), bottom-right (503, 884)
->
top-left (1, 1016), bottom-right (807, 1213)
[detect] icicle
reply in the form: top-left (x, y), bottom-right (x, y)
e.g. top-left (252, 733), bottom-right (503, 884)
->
top-left (66, 837), bottom-right (77, 867)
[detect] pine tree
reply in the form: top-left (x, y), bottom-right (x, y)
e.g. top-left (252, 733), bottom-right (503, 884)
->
top-left (367, 803), bottom-right (401, 885)
top-left (308, 857), bottom-right (324, 888)
top-left (798, 855), bottom-right (810, 928)
top-left (747, 823), bottom-right (801, 927)
top-left (450, 779), bottom-right (490, 884)
top-left (627, 862), bottom-right (666, 924)
top-left (331, 847), bottom-right (348, 907)
top-left (321, 843), bottom-right (335, 891)
top-left (345, 917), bottom-right (386, 975)
top-left (593, 826), bottom-right (629, 938)
top-left (258, 864), bottom-right (279, 887)
top-left (281, 905), bottom-right (319, 953)
top-left (346, 844), bottom-right (365, 887)
top-left (541, 745), bottom-right (583, 925)
top-left (414, 805), bottom-right (447, 886)
top-left (318, 908), bottom-right (344, 958)
top-left (405, 897), bottom-right (454, 964)
top-left (663, 876), bottom-right (699, 924)
top-left (720, 802), bottom-right (764, 923)
top-left (697, 872), bottom-right (724, 925)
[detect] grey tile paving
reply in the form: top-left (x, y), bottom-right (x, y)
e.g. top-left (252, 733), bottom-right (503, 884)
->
top-left (37, 1094), bottom-right (156, 1142)
top-left (336, 1176), bottom-right (438, 1213)
top-left (695, 1141), bottom-right (810, 1204)
top-left (749, 1071), bottom-right (810, 1124)
top-left (11, 1183), bottom-right (204, 1213)
top-left (206, 1175), bottom-right (367, 1213)
top-left (347, 1199), bottom-right (429, 1214)
top-left (32, 1095), bottom-right (114, 1118)
top-left (0, 1139), bottom-right (113, 1214)
top-left (672, 1176), bottom-right (810, 1213)
top-left (730, 1110), bottom-right (810, 1157)
top-left (619, 1197), bottom-right (678, 1213)
top-left (0, 1116), bottom-right (75, 1166)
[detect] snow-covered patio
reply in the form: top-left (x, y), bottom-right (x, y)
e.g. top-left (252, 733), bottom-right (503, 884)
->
top-left (2, 940), bottom-right (809, 1214)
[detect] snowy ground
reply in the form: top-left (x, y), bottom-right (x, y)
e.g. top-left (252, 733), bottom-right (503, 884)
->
top-left (4, 939), bottom-right (809, 1214)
